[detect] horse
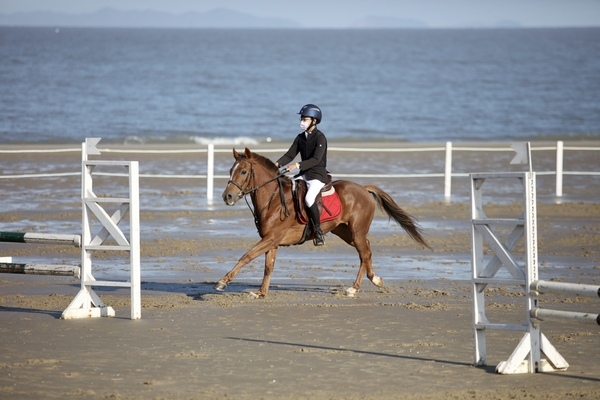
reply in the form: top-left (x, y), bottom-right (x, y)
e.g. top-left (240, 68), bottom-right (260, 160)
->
top-left (215, 147), bottom-right (432, 298)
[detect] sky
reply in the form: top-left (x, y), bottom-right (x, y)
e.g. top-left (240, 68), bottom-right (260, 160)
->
top-left (1, 0), bottom-right (599, 28)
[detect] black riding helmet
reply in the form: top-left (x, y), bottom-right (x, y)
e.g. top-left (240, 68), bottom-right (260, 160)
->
top-left (298, 104), bottom-right (322, 124)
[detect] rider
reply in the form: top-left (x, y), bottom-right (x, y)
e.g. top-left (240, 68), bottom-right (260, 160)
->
top-left (275, 104), bottom-right (330, 246)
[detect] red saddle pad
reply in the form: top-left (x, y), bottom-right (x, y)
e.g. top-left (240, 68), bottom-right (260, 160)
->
top-left (298, 191), bottom-right (342, 224)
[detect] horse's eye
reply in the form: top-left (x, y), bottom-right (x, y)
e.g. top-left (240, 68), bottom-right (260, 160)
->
top-left (241, 170), bottom-right (247, 175)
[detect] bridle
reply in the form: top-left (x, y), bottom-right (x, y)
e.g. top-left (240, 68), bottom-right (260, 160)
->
top-left (226, 159), bottom-right (290, 229)
top-left (226, 160), bottom-right (284, 196)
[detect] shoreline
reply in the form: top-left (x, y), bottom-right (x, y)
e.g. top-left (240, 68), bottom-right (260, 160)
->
top-left (2, 139), bottom-right (600, 149)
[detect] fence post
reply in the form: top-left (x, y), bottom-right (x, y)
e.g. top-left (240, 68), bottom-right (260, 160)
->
top-left (556, 140), bottom-right (563, 198)
top-left (207, 143), bottom-right (214, 205)
top-left (444, 141), bottom-right (453, 201)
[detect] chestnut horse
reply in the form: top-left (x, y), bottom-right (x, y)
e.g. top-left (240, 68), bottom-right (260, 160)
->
top-left (215, 148), bottom-right (431, 298)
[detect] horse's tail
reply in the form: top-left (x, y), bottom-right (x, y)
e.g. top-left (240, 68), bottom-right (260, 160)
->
top-left (365, 185), bottom-right (433, 251)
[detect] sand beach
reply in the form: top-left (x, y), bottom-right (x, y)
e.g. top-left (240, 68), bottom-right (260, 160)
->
top-left (1, 142), bottom-right (599, 399)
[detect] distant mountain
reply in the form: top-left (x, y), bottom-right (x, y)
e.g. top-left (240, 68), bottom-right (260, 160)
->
top-left (0, 7), bottom-right (301, 28)
top-left (453, 19), bottom-right (523, 29)
top-left (0, 8), bottom-right (526, 29)
top-left (351, 15), bottom-right (428, 29)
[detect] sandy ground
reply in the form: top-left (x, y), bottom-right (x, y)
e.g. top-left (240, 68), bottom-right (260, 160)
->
top-left (1, 143), bottom-right (600, 399)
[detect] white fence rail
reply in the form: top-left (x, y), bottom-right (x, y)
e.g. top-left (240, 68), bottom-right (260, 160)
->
top-left (2, 141), bottom-right (599, 204)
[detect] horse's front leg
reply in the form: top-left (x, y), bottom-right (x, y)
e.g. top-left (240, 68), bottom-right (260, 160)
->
top-left (248, 248), bottom-right (278, 299)
top-left (213, 237), bottom-right (279, 292)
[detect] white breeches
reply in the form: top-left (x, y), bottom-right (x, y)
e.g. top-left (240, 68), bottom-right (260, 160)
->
top-left (296, 176), bottom-right (325, 207)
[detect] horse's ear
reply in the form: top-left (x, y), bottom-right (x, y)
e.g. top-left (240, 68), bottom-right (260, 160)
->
top-left (233, 148), bottom-right (240, 159)
top-left (244, 147), bottom-right (252, 158)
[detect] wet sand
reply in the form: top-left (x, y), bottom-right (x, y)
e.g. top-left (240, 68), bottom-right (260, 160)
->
top-left (1, 143), bottom-right (600, 399)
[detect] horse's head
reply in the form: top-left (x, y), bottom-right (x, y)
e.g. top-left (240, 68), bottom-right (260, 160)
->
top-left (222, 147), bottom-right (283, 206)
top-left (222, 148), bottom-right (254, 206)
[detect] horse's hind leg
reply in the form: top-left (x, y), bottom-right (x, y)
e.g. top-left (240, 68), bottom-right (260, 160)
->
top-left (348, 236), bottom-right (384, 297)
top-left (332, 225), bottom-right (383, 297)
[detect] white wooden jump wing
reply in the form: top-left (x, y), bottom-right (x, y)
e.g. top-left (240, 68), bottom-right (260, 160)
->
top-left (471, 164), bottom-right (600, 374)
top-left (470, 171), bottom-right (569, 374)
top-left (61, 139), bottom-right (141, 320)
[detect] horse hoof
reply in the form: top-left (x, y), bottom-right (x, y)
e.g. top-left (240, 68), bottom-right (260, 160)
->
top-left (371, 276), bottom-right (384, 288)
top-left (248, 291), bottom-right (262, 299)
top-left (214, 281), bottom-right (227, 291)
top-left (345, 287), bottom-right (358, 297)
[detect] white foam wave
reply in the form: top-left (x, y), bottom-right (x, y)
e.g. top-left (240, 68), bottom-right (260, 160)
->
top-left (191, 136), bottom-right (259, 146)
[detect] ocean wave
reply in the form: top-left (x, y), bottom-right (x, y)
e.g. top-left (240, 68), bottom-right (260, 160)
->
top-left (190, 136), bottom-right (259, 146)
top-left (121, 135), bottom-right (262, 146)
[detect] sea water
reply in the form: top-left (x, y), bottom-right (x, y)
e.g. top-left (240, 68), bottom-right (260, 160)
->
top-left (1, 27), bottom-right (599, 144)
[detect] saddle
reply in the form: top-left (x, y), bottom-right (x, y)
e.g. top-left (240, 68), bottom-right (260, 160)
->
top-left (292, 179), bottom-right (342, 225)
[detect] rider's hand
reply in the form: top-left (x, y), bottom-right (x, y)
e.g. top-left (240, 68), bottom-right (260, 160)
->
top-left (286, 163), bottom-right (299, 172)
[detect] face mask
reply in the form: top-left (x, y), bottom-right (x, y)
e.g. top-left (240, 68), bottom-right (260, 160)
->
top-left (300, 119), bottom-right (311, 131)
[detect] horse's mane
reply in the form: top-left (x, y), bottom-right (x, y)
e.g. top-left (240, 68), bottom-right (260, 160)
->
top-left (249, 151), bottom-right (291, 182)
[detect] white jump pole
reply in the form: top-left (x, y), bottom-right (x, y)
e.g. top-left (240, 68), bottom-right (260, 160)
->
top-left (531, 280), bottom-right (600, 299)
top-left (0, 231), bottom-right (81, 247)
top-left (0, 262), bottom-right (80, 277)
top-left (531, 308), bottom-right (600, 325)
top-left (0, 232), bottom-right (82, 277)
top-left (530, 279), bottom-right (600, 325)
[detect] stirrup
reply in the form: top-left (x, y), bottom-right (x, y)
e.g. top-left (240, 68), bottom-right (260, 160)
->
top-left (313, 230), bottom-right (325, 246)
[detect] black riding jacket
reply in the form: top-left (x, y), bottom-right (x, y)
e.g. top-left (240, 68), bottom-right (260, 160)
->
top-left (276, 128), bottom-right (330, 184)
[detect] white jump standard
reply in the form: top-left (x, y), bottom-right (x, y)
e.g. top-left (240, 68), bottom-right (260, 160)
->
top-left (61, 138), bottom-right (142, 320)
top-left (470, 171), bottom-right (562, 375)
top-left (470, 143), bottom-right (599, 374)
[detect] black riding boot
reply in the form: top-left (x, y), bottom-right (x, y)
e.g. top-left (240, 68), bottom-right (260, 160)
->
top-left (307, 203), bottom-right (325, 246)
